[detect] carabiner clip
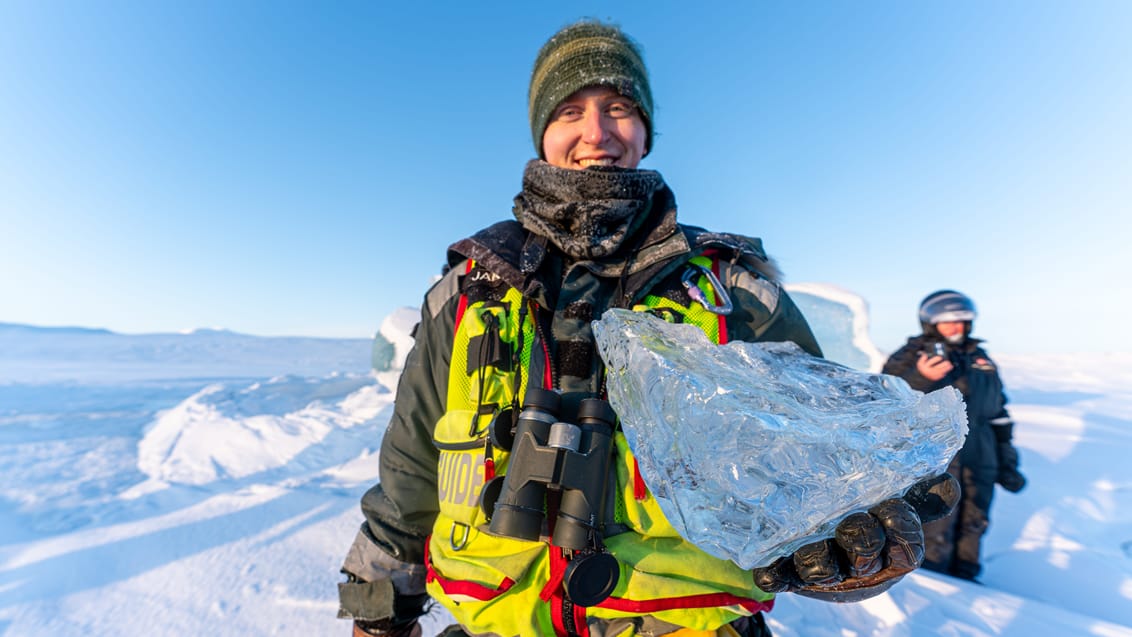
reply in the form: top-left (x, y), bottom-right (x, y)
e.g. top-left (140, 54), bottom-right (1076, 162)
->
top-left (450, 522), bottom-right (470, 551)
top-left (681, 263), bottom-right (733, 315)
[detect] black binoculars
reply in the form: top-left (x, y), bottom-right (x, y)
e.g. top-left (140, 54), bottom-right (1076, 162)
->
top-left (480, 387), bottom-right (620, 607)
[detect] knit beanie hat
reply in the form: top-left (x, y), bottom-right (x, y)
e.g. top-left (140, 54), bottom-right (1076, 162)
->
top-left (529, 20), bottom-right (654, 159)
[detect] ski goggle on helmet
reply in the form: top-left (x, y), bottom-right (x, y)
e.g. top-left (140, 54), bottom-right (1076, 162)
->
top-left (918, 290), bottom-right (977, 324)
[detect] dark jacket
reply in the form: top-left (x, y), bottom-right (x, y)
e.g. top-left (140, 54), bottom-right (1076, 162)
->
top-left (882, 335), bottom-right (1012, 477)
top-left (339, 217), bottom-right (822, 625)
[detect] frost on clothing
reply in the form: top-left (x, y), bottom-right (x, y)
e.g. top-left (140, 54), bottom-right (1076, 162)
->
top-left (339, 166), bottom-right (822, 635)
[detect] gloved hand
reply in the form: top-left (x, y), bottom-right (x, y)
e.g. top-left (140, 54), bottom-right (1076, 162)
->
top-left (353, 619), bottom-right (422, 637)
top-left (995, 442), bottom-right (1027, 493)
top-left (341, 575), bottom-right (429, 637)
top-left (752, 473), bottom-right (960, 603)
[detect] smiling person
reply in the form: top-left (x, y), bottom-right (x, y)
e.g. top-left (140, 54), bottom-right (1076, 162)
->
top-left (882, 290), bottom-right (1026, 583)
top-left (338, 20), bottom-right (946, 637)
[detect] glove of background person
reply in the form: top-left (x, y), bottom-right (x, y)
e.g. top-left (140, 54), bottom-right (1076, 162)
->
top-left (752, 473), bottom-right (960, 603)
top-left (353, 618), bottom-right (422, 637)
top-left (995, 442), bottom-right (1027, 493)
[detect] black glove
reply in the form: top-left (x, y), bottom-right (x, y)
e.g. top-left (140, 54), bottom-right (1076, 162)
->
top-left (352, 590), bottom-right (429, 637)
top-left (752, 472), bottom-right (960, 603)
top-left (340, 574), bottom-right (429, 637)
top-left (995, 442), bottom-right (1027, 493)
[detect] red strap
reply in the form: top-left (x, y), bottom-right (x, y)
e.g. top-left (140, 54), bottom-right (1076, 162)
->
top-left (597, 592), bottom-right (775, 614)
top-left (710, 257), bottom-right (729, 344)
top-left (424, 537), bottom-right (516, 601)
top-left (633, 458), bottom-right (647, 501)
top-left (550, 595), bottom-right (567, 635)
top-left (453, 260), bottom-right (474, 333)
top-left (426, 536), bottom-right (771, 625)
top-left (539, 551), bottom-right (567, 602)
top-left (573, 601), bottom-right (590, 637)
top-left (536, 302), bottom-right (554, 389)
top-left (543, 549), bottom-right (572, 636)
top-left (541, 547), bottom-right (590, 637)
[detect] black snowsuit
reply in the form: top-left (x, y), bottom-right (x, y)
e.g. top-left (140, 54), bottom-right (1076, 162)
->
top-left (882, 333), bottom-right (1016, 580)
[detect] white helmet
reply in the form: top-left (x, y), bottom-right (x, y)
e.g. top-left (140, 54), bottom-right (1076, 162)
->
top-left (918, 290), bottom-right (977, 325)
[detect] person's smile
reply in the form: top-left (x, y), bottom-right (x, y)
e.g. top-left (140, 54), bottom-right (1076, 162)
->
top-left (541, 86), bottom-right (648, 170)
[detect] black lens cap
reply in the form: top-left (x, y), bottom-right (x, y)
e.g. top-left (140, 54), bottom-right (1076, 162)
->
top-left (563, 552), bottom-right (620, 607)
top-left (488, 407), bottom-right (516, 451)
top-left (479, 475), bottom-right (506, 520)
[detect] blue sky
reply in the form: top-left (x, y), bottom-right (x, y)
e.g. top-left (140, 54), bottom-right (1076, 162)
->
top-left (1, 2), bottom-right (1129, 355)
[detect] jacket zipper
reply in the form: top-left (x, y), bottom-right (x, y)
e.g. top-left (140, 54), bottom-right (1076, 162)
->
top-left (563, 596), bottom-right (578, 636)
top-left (531, 301), bottom-right (557, 390)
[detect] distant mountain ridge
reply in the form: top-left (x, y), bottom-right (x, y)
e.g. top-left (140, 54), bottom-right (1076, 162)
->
top-left (0, 320), bottom-right (378, 383)
top-left (0, 322), bottom-right (353, 339)
top-left (0, 322), bottom-right (115, 336)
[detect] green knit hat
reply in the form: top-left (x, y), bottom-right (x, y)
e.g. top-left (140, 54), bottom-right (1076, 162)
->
top-left (529, 20), bottom-right (654, 158)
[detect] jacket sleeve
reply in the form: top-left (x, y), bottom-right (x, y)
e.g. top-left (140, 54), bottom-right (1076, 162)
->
top-left (338, 268), bottom-right (461, 622)
top-left (991, 404), bottom-right (1015, 442)
top-left (981, 349), bottom-right (1015, 441)
top-left (721, 260), bottom-right (822, 356)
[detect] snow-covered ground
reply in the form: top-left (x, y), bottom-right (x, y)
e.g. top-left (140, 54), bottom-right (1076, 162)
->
top-left (1, 290), bottom-right (1130, 636)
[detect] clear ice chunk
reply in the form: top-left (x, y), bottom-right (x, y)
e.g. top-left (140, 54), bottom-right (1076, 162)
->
top-left (592, 309), bottom-right (967, 569)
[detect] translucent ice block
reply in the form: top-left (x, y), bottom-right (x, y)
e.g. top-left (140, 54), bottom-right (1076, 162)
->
top-left (593, 309), bottom-right (967, 569)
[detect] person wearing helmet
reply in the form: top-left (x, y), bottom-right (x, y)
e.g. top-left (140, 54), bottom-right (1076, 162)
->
top-left (882, 290), bottom-right (1026, 581)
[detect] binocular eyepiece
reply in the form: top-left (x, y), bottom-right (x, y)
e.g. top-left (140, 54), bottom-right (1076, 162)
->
top-left (480, 387), bottom-right (620, 607)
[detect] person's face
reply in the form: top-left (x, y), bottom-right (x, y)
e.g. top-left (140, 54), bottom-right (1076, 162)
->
top-left (935, 321), bottom-right (967, 341)
top-left (541, 85), bottom-right (647, 170)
